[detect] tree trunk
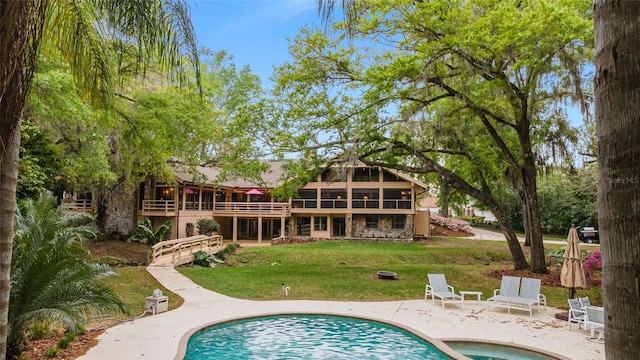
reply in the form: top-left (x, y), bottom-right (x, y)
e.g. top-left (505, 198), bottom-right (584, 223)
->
top-left (0, 1), bottom-right (44, 357)
top-left (594, 1), bottom-right (640, 358)
top-left (488, 202), bottom-right (529, 270)
top-left (517, 113), bottom-right (547, 273)
top-left (519, 189), bottom-right (531, 247)
top-left (439, 177), bottom-right (450, 217)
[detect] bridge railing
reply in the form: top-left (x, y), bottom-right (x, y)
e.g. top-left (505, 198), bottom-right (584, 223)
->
top-left (151, 234), bottom-right (223, 264)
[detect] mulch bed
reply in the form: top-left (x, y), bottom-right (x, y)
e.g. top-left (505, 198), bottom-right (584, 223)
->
top-left (22, 330), bottom-right (104, 360)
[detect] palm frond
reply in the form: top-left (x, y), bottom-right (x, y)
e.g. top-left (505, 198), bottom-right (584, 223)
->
top-left (9, 193), bottom-right (128, 350)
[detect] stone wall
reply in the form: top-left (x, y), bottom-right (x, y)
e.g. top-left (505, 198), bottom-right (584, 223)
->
top-left (351, 214), bottom-right (413, 239)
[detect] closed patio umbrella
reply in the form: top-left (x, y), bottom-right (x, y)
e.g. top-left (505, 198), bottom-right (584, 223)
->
top-left (560, 227), bottom-right (587, 298)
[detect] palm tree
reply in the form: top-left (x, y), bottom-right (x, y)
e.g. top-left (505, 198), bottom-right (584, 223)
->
top-left (594, 1), bottom-right (640, 357)
top-left (9, 193), bottom-right (128, 358)
top-left (0, 1), bottom-right (199, 357)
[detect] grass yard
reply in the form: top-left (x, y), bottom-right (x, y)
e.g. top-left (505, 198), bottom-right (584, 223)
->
top-left (97, 267), bottom-right (184, 324)
top-left (176, 238), bottom-right (602, 308)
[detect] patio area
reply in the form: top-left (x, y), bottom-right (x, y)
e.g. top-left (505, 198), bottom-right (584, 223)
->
top-left (78, 266), bottom-right (605, 360)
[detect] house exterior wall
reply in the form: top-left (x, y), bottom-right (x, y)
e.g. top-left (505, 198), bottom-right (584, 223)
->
top-left (128, 164), bottom-right (429, 242)
top-left (351, 214), bottom-right (413, 239)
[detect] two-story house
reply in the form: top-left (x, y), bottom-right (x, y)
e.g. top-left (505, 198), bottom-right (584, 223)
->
top-left (64, 162), bottom-right (431, 242)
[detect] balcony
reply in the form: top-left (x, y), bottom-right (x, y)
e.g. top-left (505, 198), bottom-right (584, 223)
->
top-left (141, 200), bottom-right (176, 216)
top-left (141, 200), bottom-right (290, 217)
top-left (61, 199), bottom-right (93, 213)
top-left (212, 202), bottom-right (290, 217)
top-left (383, 199), bottom-right (412, 209)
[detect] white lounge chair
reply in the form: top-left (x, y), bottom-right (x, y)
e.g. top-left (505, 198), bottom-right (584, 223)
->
top-left (584, 306), bottom-right (605, 342)
top-left (487, 276), bottom-right (520, 310)
top-left (568, 298), bottom-right (586, 329)
top-left (487, 276), bottom-right (546, 316)
top-left (516, 278), bottom-right (547, 316)
top-left (425, 274), bottom-right (462, 308)
top-left (579, 296), bottom-right (592, 309)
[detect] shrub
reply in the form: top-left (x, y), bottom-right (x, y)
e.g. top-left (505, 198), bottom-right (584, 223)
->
top-left (28, 324), bottom-right (52, 341)
top-left (430, 213), bottom-right (472, 232)
top-left (128, 218), bottom-right (172, 246)
top-left (584, 251), bottom-right (602, 286)
top-left (193, 250), bottom-right (224, 267)
top-left (196, 218), bottom-right (219, 235)
top-left (45, 346), bottom-right (59, 358)
top-left (185, 222), bottom-right (195, 237)
top-left (56, 333), bottom-right (76, 349)
top-left (216, 242), bottom-right (241, 260)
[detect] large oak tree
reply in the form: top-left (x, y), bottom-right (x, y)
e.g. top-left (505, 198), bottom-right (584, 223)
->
top-left (275, 0), bottom-right (592, 272)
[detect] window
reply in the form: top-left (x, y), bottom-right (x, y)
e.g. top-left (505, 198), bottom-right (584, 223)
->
top-left (297, 217), bottom-right (311, 236)
top-left (366, 216), bottom-right (378, 229)
top-left (383, 170), bottom-right (402, 181)
top-left (314, 216), bottom-right (328, 231)
top-left (294, 189), bottom-right (317, 209)
top-left (321, 169), bottom-right (345, 182)
top-left (392, 215), bottom-right (405, 229)
top-left (383, 189), bottom-right (412, 209)
top-left (352, 168), bottom-right (379, 182)
top-left (321, 189), bottom-right (347, 208)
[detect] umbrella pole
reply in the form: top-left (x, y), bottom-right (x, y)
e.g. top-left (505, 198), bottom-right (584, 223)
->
top-left (569, 287), bottom-right (575, 299)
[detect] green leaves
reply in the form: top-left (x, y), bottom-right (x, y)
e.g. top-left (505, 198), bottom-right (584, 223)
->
top-left (128, 218), bottom-right (172, 247)
top-left (10, 193), bottom-right (127, 355)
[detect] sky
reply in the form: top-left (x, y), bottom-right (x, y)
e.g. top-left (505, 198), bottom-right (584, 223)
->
top-left (186, 0), bottom-right (587, 133)
top-left (188, 0), bottom-right (321, 88)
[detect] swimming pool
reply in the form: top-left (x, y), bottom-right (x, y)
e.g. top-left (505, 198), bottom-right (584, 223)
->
top-left (445, 340), bottom-right (564, 360)
top-left (183, 315), bottom-right (455, 359)
top-left (182, 315), bottom-right (566, 360)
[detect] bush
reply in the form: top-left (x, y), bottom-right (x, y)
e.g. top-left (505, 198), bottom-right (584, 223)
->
top-left (56, 333), bottom-right (76, 349)
top-left (45, 346), bottom-right (59, 358)
top-left (193, 250), bottom-right (224, 267)
top-left (28, 324), bottom-right (52, 341)
top-left (430, 213), bottom-right (472, 232)
top-left (196, 218), bottom-right (219, 235)
top-left (216, 243), bottom-right (241, 260)
top-left (584, 251), bottom-right (602, 286)
top-left (185, 222), bottom-right (195, 237)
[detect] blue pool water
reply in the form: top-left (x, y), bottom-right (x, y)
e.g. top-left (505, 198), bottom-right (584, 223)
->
top-left (445, 341), bottom-right (560, 360)
top-left (184, 315), bottom-right (452, 359)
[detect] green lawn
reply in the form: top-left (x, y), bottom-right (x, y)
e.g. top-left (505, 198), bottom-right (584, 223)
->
top-left (176, 238), bottom-right (602, 308)
top-left (99, 267), bottom-right (184, 321)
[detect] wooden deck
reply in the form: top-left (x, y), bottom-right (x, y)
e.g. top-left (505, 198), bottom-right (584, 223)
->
top-left (149, 234), bottom-right (224, 267)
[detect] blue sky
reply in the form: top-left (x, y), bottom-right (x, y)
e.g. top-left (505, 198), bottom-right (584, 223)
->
top-left (188, 0), bottom-right (320, 87)
top-left (187, 0), bottom-right (587, 131)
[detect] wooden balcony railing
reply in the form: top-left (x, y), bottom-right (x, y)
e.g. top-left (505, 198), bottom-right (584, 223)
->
top-left (141, 200), bottom-right (289, 216)
top-left (292, 198), bottom-right (412, 210)
top-left (61, 199), bottom-right (93, 213)
top-left (141, 200), bottom-right (176, 215)
top-left (382, 200), bottom-right (412, 209)
top-left (212, 202), bottom-right (290, 216)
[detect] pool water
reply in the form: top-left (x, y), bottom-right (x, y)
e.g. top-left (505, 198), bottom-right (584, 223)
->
top-left (445, 341), bottom-right (560, 360)
top-left (184, 315), bottom-right (452, 359)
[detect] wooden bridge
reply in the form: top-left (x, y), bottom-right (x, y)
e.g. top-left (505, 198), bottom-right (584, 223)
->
top-left (149, 234), bottom-right (224, 267)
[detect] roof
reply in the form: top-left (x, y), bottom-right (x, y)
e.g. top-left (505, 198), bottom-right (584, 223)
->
top-left (172, 161), bottom-right (287, 188)
top-left (171, 161), bottom-right (429, 191)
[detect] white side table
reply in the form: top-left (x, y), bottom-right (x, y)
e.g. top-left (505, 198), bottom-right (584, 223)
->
top-left (460, 291), bottom-right (483, 310)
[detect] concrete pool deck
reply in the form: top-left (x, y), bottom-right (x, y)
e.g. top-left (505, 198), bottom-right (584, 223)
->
top-left (78, 265), bottom-right (605, 360)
